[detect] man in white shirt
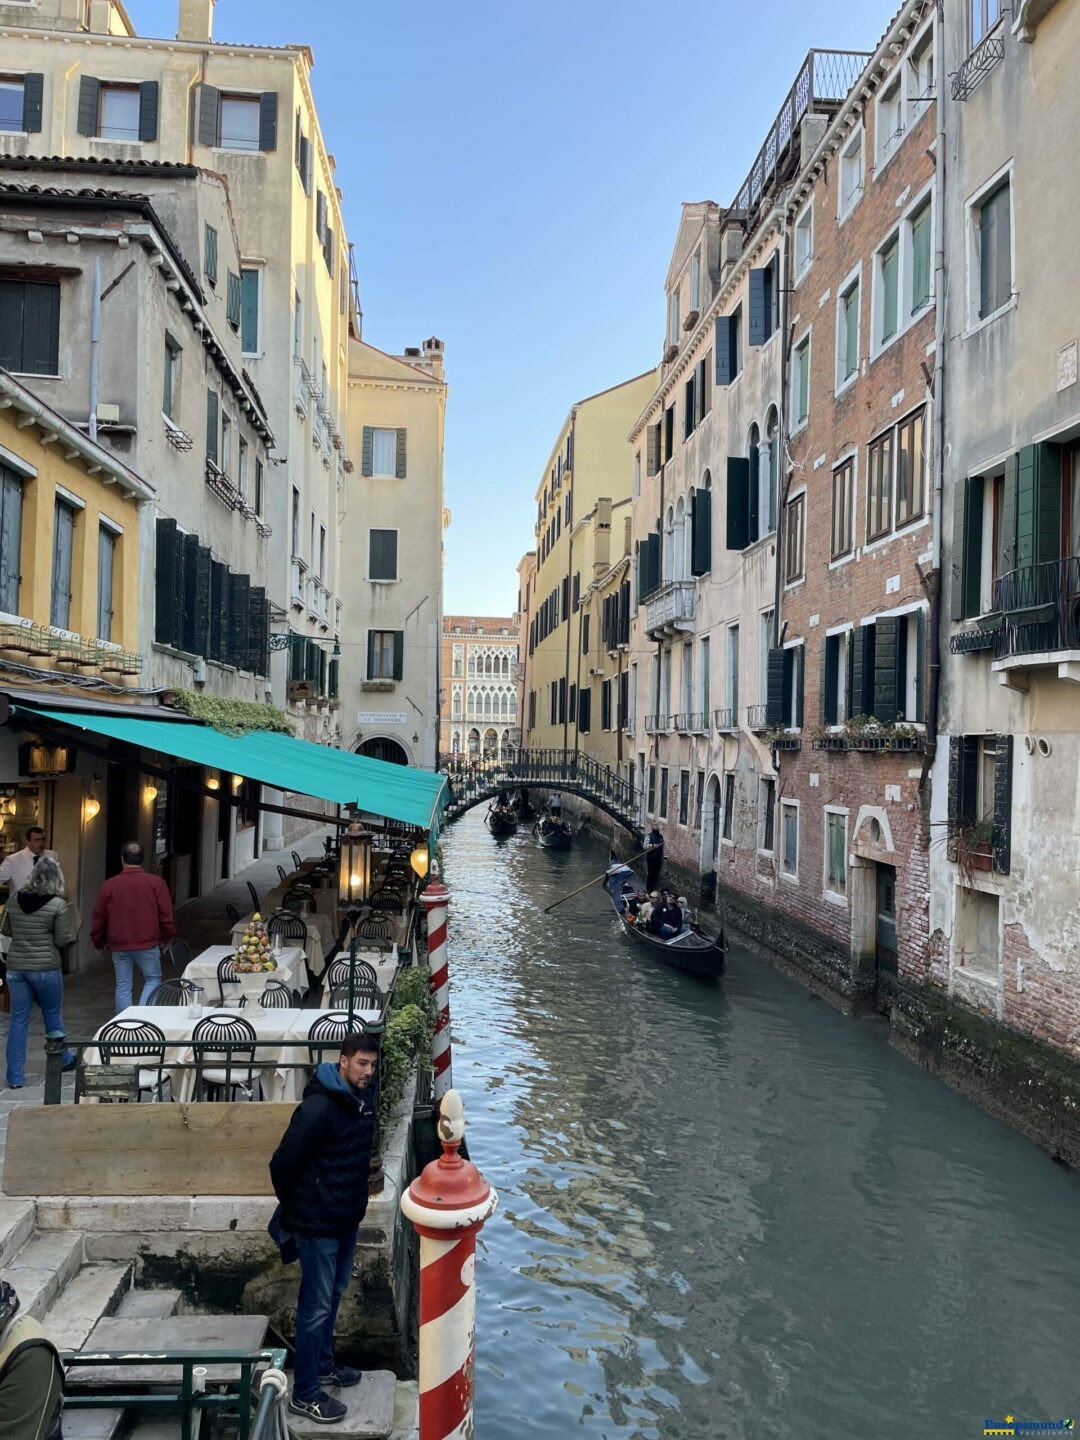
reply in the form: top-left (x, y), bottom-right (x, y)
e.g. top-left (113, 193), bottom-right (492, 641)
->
top-left (0, 828), bottom-right (54, 896)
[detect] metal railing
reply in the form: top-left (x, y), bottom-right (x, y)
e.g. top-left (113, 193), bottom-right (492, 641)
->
top-left (746, 704), bottom-right (768, 731)
top-left (991, 556), bottom-right (1080, 662)
top-left (713, 706), bottom-right (737, 731)
top-left (442, 748), bottom-right (643, 829)
top-left (951, 27), bottom-right (1006, 101)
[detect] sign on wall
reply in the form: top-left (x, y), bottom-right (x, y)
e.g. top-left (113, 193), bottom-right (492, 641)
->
top-left (357, 712), bottom-right (409, 726)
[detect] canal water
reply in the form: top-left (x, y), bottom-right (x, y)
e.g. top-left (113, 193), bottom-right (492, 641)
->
top-left (438, 809), bottom-right (1080, 1439)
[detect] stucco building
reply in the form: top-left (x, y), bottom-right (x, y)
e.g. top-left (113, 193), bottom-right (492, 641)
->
top-left (440, 616), bottom-right (519, 761)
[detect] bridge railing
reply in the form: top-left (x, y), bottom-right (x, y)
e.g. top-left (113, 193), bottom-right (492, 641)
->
top-left (442, 748), bottom-right (643, 825)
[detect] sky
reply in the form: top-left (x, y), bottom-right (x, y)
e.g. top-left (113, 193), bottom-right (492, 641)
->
top-left (128, 0), bottom-right (898, 618)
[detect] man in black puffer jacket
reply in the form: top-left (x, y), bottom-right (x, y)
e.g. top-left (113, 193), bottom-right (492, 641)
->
top-left (270, 1031), bottom-right (379, 1424)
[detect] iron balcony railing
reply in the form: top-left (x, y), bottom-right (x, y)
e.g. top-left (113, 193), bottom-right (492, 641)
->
top-left (746, 704), bottom-right (768, 732)
top-left (991, 556), bottom-right (1080, 662)
top-left (713, 706), bottom-right (737, 731)
top-left (682, 711), bottom-right (707, 733)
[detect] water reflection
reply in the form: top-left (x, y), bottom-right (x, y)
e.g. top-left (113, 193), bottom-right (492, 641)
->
top-left (441, 811), bottom-right (1080, 1438)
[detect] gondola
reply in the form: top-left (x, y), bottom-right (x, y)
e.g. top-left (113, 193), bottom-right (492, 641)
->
top-left (602, 863), bottom-right (727, 978)
top-left (486, 804), bottom-right (518, 836)
top-left (534, 814), bottom-right (572, 850)
top-left (511, 788), bottom-right (537, 821)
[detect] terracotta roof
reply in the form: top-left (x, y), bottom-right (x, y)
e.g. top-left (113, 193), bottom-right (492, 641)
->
top-left (0, 155), bottom-right (198, 178)
top-left (0, 180), bottom-right (151, 203)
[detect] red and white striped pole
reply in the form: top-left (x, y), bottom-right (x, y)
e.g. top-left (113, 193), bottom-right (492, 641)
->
top-left (421, 881), bottom-right (453, 1100)
top-left (400, 1090), bottom-right (497, 1440)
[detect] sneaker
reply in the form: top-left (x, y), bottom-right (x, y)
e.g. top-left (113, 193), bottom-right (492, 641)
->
top-left (319, 1364), bottom-right (362, 1388)
top-left (288, 1391), bottom-right (347, 1424)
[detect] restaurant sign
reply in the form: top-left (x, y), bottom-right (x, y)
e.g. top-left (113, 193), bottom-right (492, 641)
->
top-left (19, 741), bottom-right (77, 777)
top-left (357, 711), bottom-right (409, 726)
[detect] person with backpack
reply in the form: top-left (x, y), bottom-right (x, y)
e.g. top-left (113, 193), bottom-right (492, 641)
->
top-left (0, 1279), bottom-right (64, 1439)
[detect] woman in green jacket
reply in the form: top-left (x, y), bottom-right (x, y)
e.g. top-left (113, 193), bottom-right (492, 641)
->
top-left (1, 856), bottom-right (76, 1089)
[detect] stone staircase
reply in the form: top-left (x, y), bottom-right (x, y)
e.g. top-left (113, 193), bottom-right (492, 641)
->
top-left (0, 1200), bottom-right (418, 1440)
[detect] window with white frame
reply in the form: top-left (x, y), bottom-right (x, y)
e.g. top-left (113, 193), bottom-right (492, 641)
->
top-left (784, 492), bottom-right (805, 583)
top-left (780, 801), bottom-right (799, 878)
top-left (794, 204), bottom-right (813, 279)
top-left (876, 75), bottom-right (904, 171)
top-left (759, 609), bottom-right (773, 707)
top-left (0, 76), bottom-right (27, 133)
top-left (99, 83), bottom-right (141, 142)
top-left (907, 26), bottom-right (935, 122)
top-left (824, 809), bottom-right (848, 895)
top-left (371, 427), bottom-right (398, 477)
top-left (758, 777), bottom-right (776, 853)
top-left (218, 93), bottom-right (261, 152)
top-left (369, 529), bottom-right (398, 581)
top-left (699, 636), bottom-right (710, 719)
top-left (725, 624), bottom-right (739, 721)
top-left (668, 290), bottom-right (680, 346)
top-left (972, 176), bottom-right (1012, 322)
top-left (908, 197), bottom-right (933, 317)
top-left (839, 126), bottom-right (864, 219)
top-left (722, 772), bottom-right (735, 842)
top-left (831, 456), bottom-right (855, 560)
top-left (877, 232), bottom-right (900, 346)
top-left (792, 333), bottom-right (810, 429)
top-left (836, 274), bottom-right (860, 388)
top-left (971, 0), bottom-right (1002, 47)
top-left (682, 640), bottom-right (693, 719)
top-left (821, 629), bottom-right (851, 724)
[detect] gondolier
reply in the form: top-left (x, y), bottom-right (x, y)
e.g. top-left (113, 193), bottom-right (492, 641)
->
top-left (645, 826), bottom-right (664, 891)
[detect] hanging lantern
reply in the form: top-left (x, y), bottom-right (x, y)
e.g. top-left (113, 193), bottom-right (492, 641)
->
top-left (144, 783), bottom-right (158, 803)
top-left (409, 842), bottom-right (430, 880)
top-left (339, 826), bottom-right (372, 904)
top-left (83, 795), bottom-right (101, 822)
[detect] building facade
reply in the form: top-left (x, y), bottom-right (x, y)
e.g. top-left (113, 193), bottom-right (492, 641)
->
top-left (440, 616), bottom-right (519, 762)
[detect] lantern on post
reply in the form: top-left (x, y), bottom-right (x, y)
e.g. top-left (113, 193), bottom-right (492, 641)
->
top-left (339, 824), bottom-right (372, 905)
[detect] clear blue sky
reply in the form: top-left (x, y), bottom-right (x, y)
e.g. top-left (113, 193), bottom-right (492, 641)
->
top-left (129, 0), bottom-right (896, 617)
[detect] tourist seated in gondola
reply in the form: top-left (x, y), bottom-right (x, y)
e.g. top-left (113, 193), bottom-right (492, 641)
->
top-left (638, 893), bottom-right (657, 928)
top-left (650, 893), bottom-right (682, 939)
top-left (625, 889), bottom-right (646, 919)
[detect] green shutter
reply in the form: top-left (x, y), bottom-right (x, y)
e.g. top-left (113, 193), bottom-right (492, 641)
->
top-left (952, 476), bottom-right (985, 621)
top-left (77, 75), bottom-right (100, 136)
top-left (181, 532), bottom-right (200, 652)
top-left (914, 610), bottom-right (926, 723)
top-left (748, 268), bottom-right (768, 346)
top-left (138, 81), bottom-right (159, 142)
top-left (226, 272), bottom-right (242, 329)
top-left (21, 281), bottom-right (59, 375)
top-left (205, 389), bottom-right (219, 463)
top-left (1015, 445), bottom-right (1037, 569)
top-left (715, 316), bottom-right (734, 385)
top-left (911, 201), bottom-right (931, 313)
top-left (197, 85), bottom-right (219, 147)
top-left (765, 647), bottom-right (785, 727)
top-left (361, 425), bottom-right (373, 476)
top-left (395, 428), bottom-right (407, 479)
top-left (850, 625), bottom-right (873, 716)
top-left (227, 574), bottom-right (250, 668)
top-left (392, 630), bottom-right (404, 681)
top-left (1033, 442), bottom-right (1062, 567)
top-left (691, 488), bottom-right (711, 575)
top-left (154, 518), bottom-right (178, 645)
top-left (259, 91), bottom-right (279, 151)
top-left (193, 545), bottom-right (212, 658)
top-left (241, 270), bottom-right (259, 352)
top-left (882, 239), bottom-right (899, 340)
top-left (22, 74), bottom-right (43, 133)
top-left (873, 616), bottom-right (900, 721)
top-left (366, 630), bottom-right (375, 678)
top-left (204, 224), bottom-right (218, 286)
top-left (821, 636), bottom-right (838, 725)
top-left (646, 423), bottom-right (661, 475)
top-left (726, 457), bottom-right (750, 550)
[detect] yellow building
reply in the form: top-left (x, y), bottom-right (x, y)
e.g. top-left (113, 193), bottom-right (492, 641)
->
top-left (521, 372), bottom-right (656, 765)
top-left (571, 497), bottom-right (633, 777)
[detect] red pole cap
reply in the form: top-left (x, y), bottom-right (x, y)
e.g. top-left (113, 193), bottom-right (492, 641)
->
top-left (420, 881), bottom-right (450, 911)
top-left (406, 1089), bottom-right (492, 1214)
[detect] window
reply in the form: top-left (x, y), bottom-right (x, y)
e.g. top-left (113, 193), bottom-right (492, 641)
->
top-left (877, 77), bottom-right (904, 171)
top-left (205, 389), bottom-right (219, 465)
top-left (368, 630), bottom-right (403, 681)
top-left (219, 94), bottom-right (261, 151)
top-left (99, 83), bottom-right (140, 142)
top-left (0, 74), bottom-right (40, 134)
top-left (780, 801), bottom-right (799, 878)
top-left (291, 487), bottom-right (300, 557)
top-left (293, 291), bottom-right (302, 357)
top-left (837, 277), bottom-right (860, 387)
top-left (163, 333), bottom-right (181, 419)
top-left (226, 271), bottom-right (242, 331)
top-left (825, 811), bottom-right (848, 896)
top-left (319, 525), bottom-right (326, 580)
top-left (633, 451), bottom-right (641, 500)
top-left (577, 686), bottom-right (591, 733)
top-left (867, 429), bottom-right (893, 542)
top-left (681, 640), bottom-right (693, 720)
top-left (896, 408), bottom-right (926, 527)
top-left (971, 0), bottom-right (1002, 46)
top-left (237, 436), bottom-right (248, 499)
top-left (839, 126), bottom-right (864, 218)
top-left (690, 249), bottom-right (701, 313)
top-left (254, 458), bottom-right (264, 516)
top-left (601, 678), bottom-right (612, 731)
top-left (668, 291), bottom-right (680, 346)
top-left (220, 410), bottom-right (231, 477)
top-left (241, 268), bottom-right (260, 353)
top-left (659, 767), bottom-right (669, 820)
top-left (792, 334), bottom-right (810, 428)
top-left (975, 178), bottom-right (1012, 321)
top-left (368, 529), bottom-right (398, 580)
top-left (0, 464), bottom-right (24, 615)
top-left (679, 770), bottom-right (690, 826)
top-left (831, 458), bottom-right (855, 561)
top-left (97, 523), bottom-right (116, 643)
top-left (908, 29), bottom-right (935, 121)
top-left (715, 307), bottom-right (741, 386)
top-left (204, 224), bottom-right (218, 287)
top-left (647, 765), bottom-right (656, 814)
top-left (749, 258), bottom-right (778, 346)
top-left (726, 625), bottom-right (740, 718)
top-left (910, 199), bottom-right (932, 316)
top-left (365, 426), bottom-right (404, 479)
top-left (0, 278), bottom-right (59, 375)
top-left (794, 205), bottom-right (813, 279)
top-left (948, 732), bottom-right (1012, 875)
top-left (759, 778), bottom-right (776, 853)
top-left (848, 614), bottom-right (926, 723)
top-left (878, 234), bottom-right (900, 345)
top-left (784, 493), bottom-right (805, 583)
top-left (722, 772), bottom-right (735, 842)
top-left (699, 635), bottom-right (710, 719)
top-left (766, 644), bottom-right (804, 729)
top-left (51, 498), bottom-right (76, 630)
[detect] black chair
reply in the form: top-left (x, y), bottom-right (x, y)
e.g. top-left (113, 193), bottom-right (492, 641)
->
top-left (356, 918), bottom-right (392, 944)
top-left (217, 954), bottom-right (241, 1004)
top-left (246, 881), bottom-right (261, 913)
top-left (325, 956), bottom-right (378, 990)
top-left (372, 891), bottom-right (402, 914)
top-left (307, 1011), bottom-right (352, 1064)
top-left (291, 851), bottom-right (304, 871)
top-left (144, 979), bottom-right (196, 1007)
top-left (277, 864), bottom-right (289, 885)
top-left (167, 937), bottom-right (193, 977)
top-left (241, 978), bottom-right (293, 1010)
top-left (329, 980), bottom-right (383, 1011)
top-left (192, 1013), bottom-right (257, 1101)
top-left (225, 902), bottom-right (241, 928)
top-left (267, 911), bottom-right (308, 942)
top-left (95, 1018), bottom-right (169, 1102)
top-left (282, 890), bottom-right (315, 915)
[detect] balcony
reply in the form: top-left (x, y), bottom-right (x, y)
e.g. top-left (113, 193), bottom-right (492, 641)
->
top-left (644, 714), bottom-right (671, 733)
top-left (746, 704), bottom-right (768, 732)
top-left (644, 582), bottom-right (696, 639)
top-left (959, 557), bottom-right (1080, 683)
top-left (290, 558), bottom-right (306, 610)
top-left (713, 707), bottom-right (738, 732)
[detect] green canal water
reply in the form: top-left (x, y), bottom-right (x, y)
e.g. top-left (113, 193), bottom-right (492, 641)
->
top-left (438, 809), bottom-right (1080, 1439)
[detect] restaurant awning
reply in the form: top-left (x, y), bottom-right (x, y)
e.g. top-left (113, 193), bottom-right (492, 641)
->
top-left (17, 705), bottom-right (449, 838)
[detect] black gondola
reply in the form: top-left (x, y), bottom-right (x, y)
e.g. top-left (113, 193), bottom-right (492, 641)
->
top-left (602, 863), bottom-right (726, 977)
top-left (487, 804), bottom-right (518, 836)
top-left (534, 814), bottom-right (572, 850)
top-left (511, 788), bottom-right (537, 821)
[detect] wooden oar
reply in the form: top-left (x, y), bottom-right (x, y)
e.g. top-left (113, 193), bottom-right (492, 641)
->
top-left (542, 847), bottom-right (654, 914)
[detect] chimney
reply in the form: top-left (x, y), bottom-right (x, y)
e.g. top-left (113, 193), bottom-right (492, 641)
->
top-left (422, 335), bottom-right (445, 380)
top-left (178, 0), bottom-right (215, 43)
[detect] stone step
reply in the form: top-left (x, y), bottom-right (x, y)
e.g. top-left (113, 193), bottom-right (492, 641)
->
top-left (3, 1228), bottom-right (83, 1319)
top-left (0, 1196), bottom-right (36, 1265)
top-left (115, 1286), bottom-right (183, 1320)
top-left (62, 1410), bottom-right (126, 1440)
top-left (43, 1260), bottom-right (134, 1352)
top-left (126, 1422), bottom-right (182, 1440)
top-left (389, 1380), bottom-right (419, 1440)
top-left (286, 1369), bottom-right (397, 1439)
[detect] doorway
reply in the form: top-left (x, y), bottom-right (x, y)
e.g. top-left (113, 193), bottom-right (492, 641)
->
top-left (357, 737), bottom-right (408, 766)
top-left (875, 864), bottom-right (898, 974)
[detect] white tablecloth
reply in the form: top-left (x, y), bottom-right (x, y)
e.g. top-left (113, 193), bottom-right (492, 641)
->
top-left (184, 945), bottom-right (307, 1004)
top-left (326, 951), bottom-right (400, 995)
top-left (232, 913), bottom-right (333, 976)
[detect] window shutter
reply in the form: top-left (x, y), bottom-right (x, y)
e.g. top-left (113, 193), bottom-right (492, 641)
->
top-left (204, 224), bottom-right (218, 286)
top-left (726, 457), bottom-right (751, 550)
top-left (154, 518), bottom-right (178, 646)
top-left (695, 357), bottom-right (706, 423)
top-left (21, 282), bottom-right (59, 375)
top-left (196, 84), bottom-right (220, 147)
top-left (193, 545), bottom-right (212, 658)
top-left (952, 475), bottom-right (985, 621)
top-left (77, 75), bottom-right (100, 136)
top-left (1017, 441), bottom-right (1063, 568)
top-left (138, 81), bottom-right (159, 142)
top-left (696, 487), bottom-right (712, 573)
top-left (822, 636), bottom-right (838, 725)
top-left (748, 268), bottom-right (768, 346)
top-left (259, 90), bottom-right (279, 151)
top-left (646, 423), bottom-right (661, 476)
top-left (765, 648), bottom-right (785, 727)
top-left (316, 191), bottom-right (327, 244)
top-left (227, 573), bottom-right (249, 668)
top-left (395, 427), bottom-right (407, 479)
top-left (979, 194), bottom-right (996, 320)
top-left (873, 615), bottom-right (900, 721)
top-left (793, 648), bottom-right (804, 728)
top-left (366, 630), bottom-right (375, 678)
top-left (619, 579), bottom-right (630, 643)
top-left (226, 272), bottom-right (242, 329)
top-left (248, 586), bottom-right (268, 675)
top-left (715, 316), bottom-right (734, 385)
top-left (997, 452), bottom-right (1018, 580)
top-left (392, 630), bottom-right (404, 681)
top-left (209, 561), bottom-right (228, 662)
top-left (180, 532), bottom-right (200, 652)
top-left (683, 375), bottom-right (695, 439)
top-left (850, 624), bottom-right (873, 716)
top-left (299, 135), bottom-right (312, 193)
top-left (645, 531), bottom-right (660, 596)
top-left (361, 425), bottom-right (373, 477)
top-left (914, 610), bottom-right (926, 722)
top-left (993, 733), bottom-right (1013, 874)
top-left (947, 736), bottom-right (961, 834)
top-left (22, 74), bottom-right (43, 133)
top-left (1015, 445), bottom-right (1038, 570)
top-left (205, 389), bottom-right (219, 463)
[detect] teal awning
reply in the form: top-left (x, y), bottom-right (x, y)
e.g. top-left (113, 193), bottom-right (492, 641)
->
top-left (20, 706), bottom-right (449, 837)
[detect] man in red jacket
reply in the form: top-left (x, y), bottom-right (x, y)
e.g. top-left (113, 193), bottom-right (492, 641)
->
top-left (90, 841), bottom-right (176, 1012)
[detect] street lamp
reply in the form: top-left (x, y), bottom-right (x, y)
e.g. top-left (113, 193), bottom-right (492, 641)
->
top-left (339, 825), bottom-right (372, 905)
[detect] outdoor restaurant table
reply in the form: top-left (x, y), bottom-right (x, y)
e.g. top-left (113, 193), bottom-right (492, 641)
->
top-left (231, 911), bottom-right (333, 977)
top-left (261, 881), bottom-right (338, 921)
top-left (183, 944), bottom-right (308, 1004)
top-left (328, 949), bottom-right (400, 995)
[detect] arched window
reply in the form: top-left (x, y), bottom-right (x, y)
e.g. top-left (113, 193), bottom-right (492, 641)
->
top-left (468, 654), bottom-right (476, 678)
top-left (501, 692), bottom-right (510, 717)
top-left (502, 654), bottom-right (510, 677)
top-left (663, 505), bottom-right (674, 580)
top-left (748, 423), bottom-right (761, 543)
top-left (674, 496), bottom-right (687, 580)
top-left (484, 692), bottom-right (493, 716)
top-left (765, 407), bottom-right (779, 536)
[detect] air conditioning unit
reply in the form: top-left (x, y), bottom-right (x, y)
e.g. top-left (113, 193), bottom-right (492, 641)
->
top-left (192, 657), bottom-right (207, 684)
top-left (588, 667), bottom-right (604, 677)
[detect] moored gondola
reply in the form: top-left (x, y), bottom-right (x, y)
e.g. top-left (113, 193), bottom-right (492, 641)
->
top-left (602, 863), bottom-right (726, 977)
top-left (534, 814), bottom-right (572, 850)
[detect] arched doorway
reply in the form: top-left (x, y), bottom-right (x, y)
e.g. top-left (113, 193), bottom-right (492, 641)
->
top-left (701, 773), bottom-right (722, 869)
top-left (357, 737), bottom-right (409, 766)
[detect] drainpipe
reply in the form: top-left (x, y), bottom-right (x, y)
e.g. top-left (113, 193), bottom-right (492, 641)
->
top-left (573, 574), bottom-right (584, 753)
top-left (773, 215), bottom-right (790, 653)
top-left (88, 258), bottom-right (101, 441)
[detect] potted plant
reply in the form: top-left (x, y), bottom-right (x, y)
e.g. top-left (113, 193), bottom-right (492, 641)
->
top-left (955, 819), bottom-right (995, 884)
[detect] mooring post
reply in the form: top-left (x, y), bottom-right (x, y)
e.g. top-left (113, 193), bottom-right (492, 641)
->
top-left (43, 1031), bottom-right (66, 1106)
top-left (420, 881), bottom-right (453, 1100)
top-left (400, 1090), bottom-right (498, 1440)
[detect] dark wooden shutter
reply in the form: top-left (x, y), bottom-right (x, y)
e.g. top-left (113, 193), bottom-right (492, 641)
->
top-left (361, 426), bottom-right (373, 476)
top-left (664, 405), bottom-right (674, 462)
top-left (619, 578), bottom-right (630, 643)
top-left (793, 648), bottom-right (804, 728)
top-left (850, 624), bottom-right (874, 716)
top-left (299, 136), bottom-right (312, 193)
top-left (998, 453), bottom-right (1018, 577)
top-left (22, 282), bottom-right (59, 375)
top-left (692, 487), bottom-right (711, 574)
top-left (748, 267), bottom-right (768, 346)
top-left (645, 531), bottom-right (660, 596)
top-left (947, 734), bottom-right (980, 836)
top-left (180, 532), bottom-right (200, 652)
top-left (392, 630), bottom-right (404, 681)
top-left (77, 75), bottom-right (100, 136)
top-left (138, 81), bottom-right (159, 142)
top-left (821, 636), bottom-right (839, 724)
top-left (204, 224), bottom-right (218, 286)
top-left (952, 475), bottom-right (984, 621)
top-left (205, 389), bottom-right (219, 462)
top-left (715, 316), bottom-right (735, 385)
top-left (765, 647), bottom-right (785, 727)
top-left (683, 374), bottom-right (695, 439)
top-left (726, 457), bottom-right (751, 550)
top-left (582, 611), bottom-right (590, 652)
top-left (227, 573), bottom-right (249, 668)
top-left (316, 190), bottom-right (327, 244)
top-left (259, 91), bottom-right (279, 151)
top-left (993, 733), bottom-right (1013, 874)
top-left (248, 586), bottom-right (268, 674)
top-left (646, 423), bottom-right (661, 476)
top-left (1015, 442), bottom-right (1062, 569)
top-left (226, 271), bottom-right (242, 329)
top-left (366, 630), bottom-right (375, 678)
top-left (395, 428), bottom-right (407, 479)
top-left (695, 358), bottom-right (706, 423)
top-left (914, 610), bottom-right (926, 722)
top-left (154, 518), bottom-right (179, 645)
top-left (22, 74), bottom-right (44, 133)
top-left (873, 616), bottom-right (900, 721)
top-left (209, 561), bottom-right (228, 661)
top-left (197, 85), bottom-right (219, 147)
top-left (193, 545), bottom-right (212, 658)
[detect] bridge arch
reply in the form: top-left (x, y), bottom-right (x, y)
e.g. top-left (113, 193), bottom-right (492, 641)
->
top-left (441, 748), bottom-right (643, 839)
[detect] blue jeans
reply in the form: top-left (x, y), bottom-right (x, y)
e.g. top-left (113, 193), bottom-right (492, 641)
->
top-left (6, 969), bottom-right (74, 1088)
top-left (113, 948), bottom-right (162, 1012)
top-left (293, 1231), bottom-right (357, 1401)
